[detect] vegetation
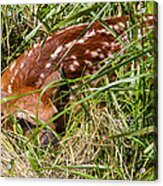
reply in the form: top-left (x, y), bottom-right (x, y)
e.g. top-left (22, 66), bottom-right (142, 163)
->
top-left (1, 1), bottom-right (158, 180)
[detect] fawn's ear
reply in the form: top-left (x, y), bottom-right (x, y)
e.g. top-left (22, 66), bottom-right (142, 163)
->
top-left (39, 129), bottom-right (59, 149)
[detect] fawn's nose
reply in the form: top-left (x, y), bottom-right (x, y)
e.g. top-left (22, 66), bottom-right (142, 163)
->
top-left (39, 130), bottom-right (59, 149)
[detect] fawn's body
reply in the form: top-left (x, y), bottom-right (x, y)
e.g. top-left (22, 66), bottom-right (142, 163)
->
top-left (1, 14), bottom-right (155, 146)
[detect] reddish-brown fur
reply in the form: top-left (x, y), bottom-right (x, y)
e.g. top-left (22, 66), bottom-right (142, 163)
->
top-left (1, 14), bottom-right (155, 145)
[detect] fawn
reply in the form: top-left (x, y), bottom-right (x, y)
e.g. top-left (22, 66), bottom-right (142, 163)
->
top-left (1, 14), bottom-right (156, 147)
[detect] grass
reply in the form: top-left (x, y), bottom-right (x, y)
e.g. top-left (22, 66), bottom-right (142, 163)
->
top-left (1, 1), bottom-right (158, 180)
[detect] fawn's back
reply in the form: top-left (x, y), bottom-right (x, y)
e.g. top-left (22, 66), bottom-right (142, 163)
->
top-left (1, 14), bottom-right (155, 131)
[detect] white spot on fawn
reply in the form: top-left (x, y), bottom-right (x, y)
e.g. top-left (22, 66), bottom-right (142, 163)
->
top-left (20, 63), bottom-right (24, 69)
top-left (34, 43), bottom-right (38, 48)
top-left (102, 42), bottom-right (110, 47)
top-left (40, 73), bottom-right (45, 78)
top-left (119, 22), bottom-right (125, 28)
top-left (51, 46), bottom-right (63, 59)
top-left (14, 69), bottom-right (18, 76)
top-left (84, 60), bottom-right (92, 66)
top-left (77, 39), bottom-right (85, 44)
top-left (77, 30), bottom-right (96, 44)
top-left (8, 85), bottom-right (12, 94)
top-left (122, 35), bottom-right (128, 42)
top-left (85, 29), bottom-right (96, 38)
top-left (85, 49), bottom-right (90, 54)
top-left (65, 40), bottom-right (77, 48)
top-left (113, 25), bottom-right (119, 30)
top-left (65, 41), bottom-right (73, 48)
top-left (73, 61), bottom-right (80, 66)
top-left (9, 63), bottom-right (16, 72)
top-left (97, 29), bottom-right (106, 34)
top-left (69, 65), bottom-right (76, 72)
top-left (28, 50), bottom-right (33, 57)
top-left (99, 53), bottom-right (105, 59)
top-left (70, 55), bottom-right (77, 60)
top-left (114, 42), bottom-right (122, 47)
top-left (45, 63), bottom-right (51, 68)
top-left (148, 15), bottom-right (153, 20)
top-left (10, 77), bottom-right (15, 83)
top-left (90, 51), bottom-right (98, 58)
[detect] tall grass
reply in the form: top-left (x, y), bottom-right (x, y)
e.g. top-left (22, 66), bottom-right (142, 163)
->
top-left (1, 1), bottom-right (158, 180)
